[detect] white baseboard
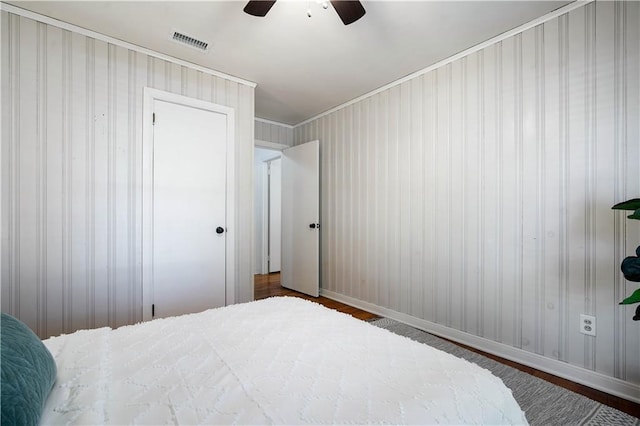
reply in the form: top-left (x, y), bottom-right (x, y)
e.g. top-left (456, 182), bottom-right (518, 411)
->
top-left (321, 289), bottom-right (640, 405)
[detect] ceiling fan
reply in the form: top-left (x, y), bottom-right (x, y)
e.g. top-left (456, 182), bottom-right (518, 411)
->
top-left (243, 1), bottom-right (366, 25)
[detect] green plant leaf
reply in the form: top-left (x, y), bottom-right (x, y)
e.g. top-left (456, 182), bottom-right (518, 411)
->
top-left (621, 256), bottom-right (640, 281)
top-left (620, 288), bottom-right (640, 305)
top-left (612, 198), bottom-right (640, 211)
top-left (628, 208), bottom-right (640, 220)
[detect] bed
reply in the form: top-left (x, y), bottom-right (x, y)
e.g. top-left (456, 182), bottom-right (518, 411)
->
top-left (4, 297), bottom-right (528, 425)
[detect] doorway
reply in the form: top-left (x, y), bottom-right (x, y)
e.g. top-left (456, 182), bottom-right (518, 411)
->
top-left (254, 140), bottom-right (320, 298)
top-left (255, 147), bottom-right (282, 274)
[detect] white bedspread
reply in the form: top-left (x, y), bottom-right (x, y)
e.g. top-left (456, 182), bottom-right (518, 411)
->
top-left (41, 297), bottom-right (527, 425)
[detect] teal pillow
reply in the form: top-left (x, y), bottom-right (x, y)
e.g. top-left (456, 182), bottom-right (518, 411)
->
top-left (1, 313), bottom-right (57, 426)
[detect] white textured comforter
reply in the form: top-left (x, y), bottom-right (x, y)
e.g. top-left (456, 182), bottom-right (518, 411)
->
top-left (41, 297), bottom-right (527, 425)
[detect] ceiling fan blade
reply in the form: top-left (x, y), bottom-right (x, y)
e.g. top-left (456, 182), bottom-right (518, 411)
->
top-left (243, 1), bottom-right (277, 17)
top-left (330, 1), bottom-right (366, 25)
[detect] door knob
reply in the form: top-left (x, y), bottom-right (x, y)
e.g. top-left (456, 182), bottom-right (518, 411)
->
top-left (216, 226), bottom-right (225, 234)
top-left (309, 223), bottom-right (316, 229)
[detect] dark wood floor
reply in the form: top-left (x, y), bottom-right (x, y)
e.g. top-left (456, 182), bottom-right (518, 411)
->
top-left (255, 272), bottom-right (379, 321)
top-left (254, 273), bottom-right (640, 418)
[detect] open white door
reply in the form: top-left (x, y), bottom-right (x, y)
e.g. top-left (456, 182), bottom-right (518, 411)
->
top-left (281, 140), bottom-right (320, 297)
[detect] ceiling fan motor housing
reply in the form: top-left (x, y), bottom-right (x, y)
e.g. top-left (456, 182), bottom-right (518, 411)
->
top-left (243, 0), bottom-right (366, 25)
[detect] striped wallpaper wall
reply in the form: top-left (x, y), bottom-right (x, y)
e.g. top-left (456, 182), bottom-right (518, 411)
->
top-left (1, 10), bottom-right (256, 338)
top-left (255, 118), bottom-right (294, 146)
top-left (295, 1), bottom-right (640, 395)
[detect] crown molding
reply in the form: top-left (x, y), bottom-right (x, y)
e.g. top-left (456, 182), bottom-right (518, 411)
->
top-left (255, 117), bottom-right (295, 129)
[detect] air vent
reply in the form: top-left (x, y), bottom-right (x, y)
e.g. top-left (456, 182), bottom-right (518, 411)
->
top-left (170, 31), bottom-right (209, 52)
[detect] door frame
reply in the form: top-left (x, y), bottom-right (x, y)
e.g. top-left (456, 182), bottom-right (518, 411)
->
top-left (142, 87), bottom-right (235, 321)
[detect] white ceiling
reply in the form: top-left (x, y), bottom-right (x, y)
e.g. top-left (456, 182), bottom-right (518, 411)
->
top-left (7, 0), bottom-right (571, 125)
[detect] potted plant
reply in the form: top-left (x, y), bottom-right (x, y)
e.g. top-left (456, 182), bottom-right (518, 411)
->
top-left (612, 198), bottom-right (640, 321)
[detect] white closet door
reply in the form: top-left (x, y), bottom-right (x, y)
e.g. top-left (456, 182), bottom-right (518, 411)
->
top-left (151, 99), bottom-right (227, 319)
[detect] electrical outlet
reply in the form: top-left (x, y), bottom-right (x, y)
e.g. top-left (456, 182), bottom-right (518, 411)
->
top-left (580, 314), bottom-right (596, 336)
